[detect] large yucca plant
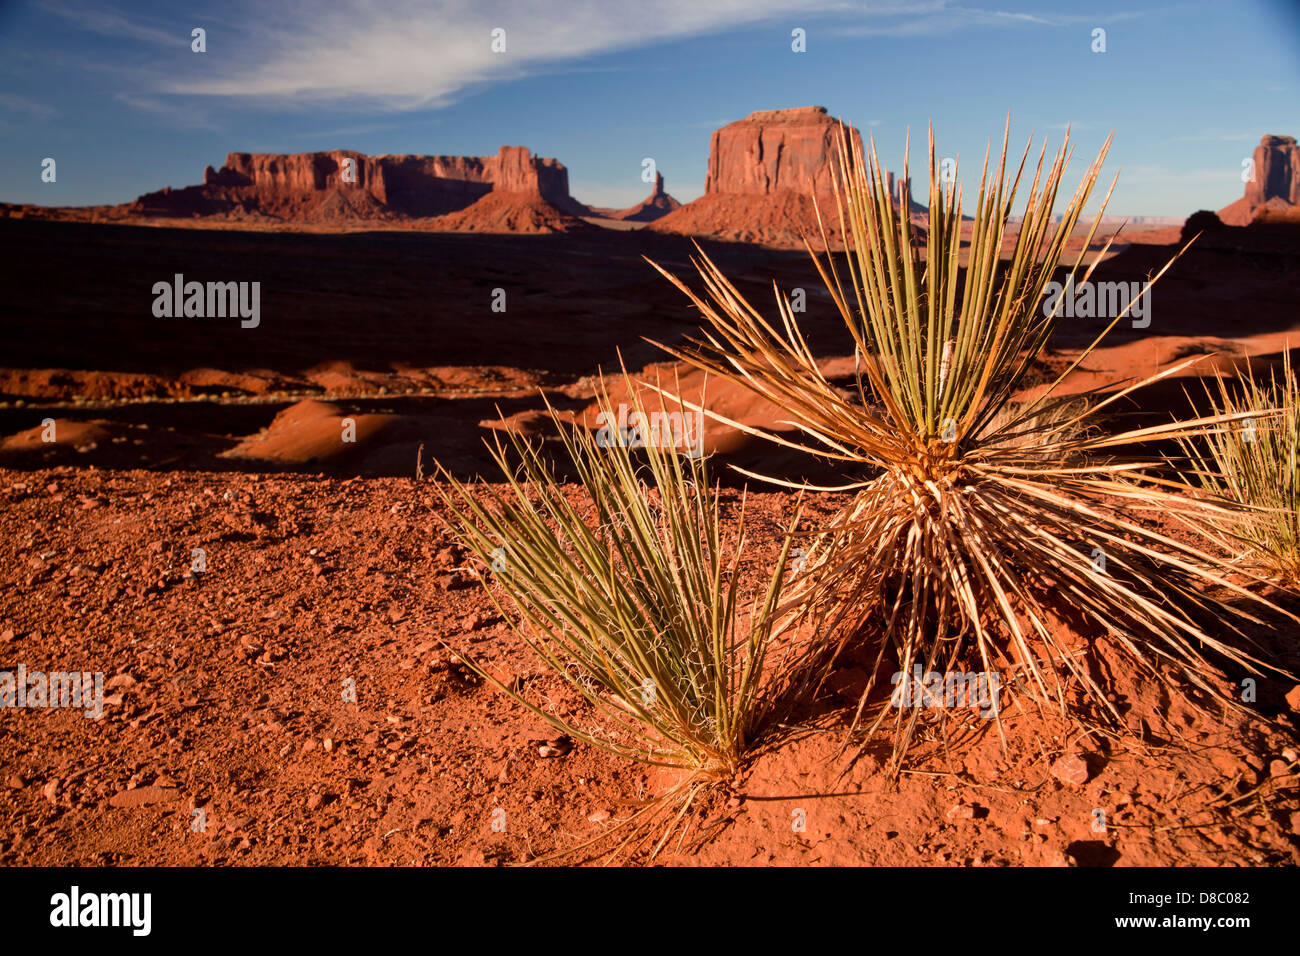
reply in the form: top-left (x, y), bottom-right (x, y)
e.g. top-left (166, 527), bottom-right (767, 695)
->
top-left (1177, 352), bottom-right (1300, 586)
top-left (434, 377), bottom-right (842, 781)
top-left (646, 120), bottom-right (1289, 769)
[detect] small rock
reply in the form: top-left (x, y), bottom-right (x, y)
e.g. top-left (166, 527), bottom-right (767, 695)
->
top-left (106, 673), bottom-right (137, 689)
top-left (1283, 747), bottom-right (1298, 763)
top-left (1286, 684), bottom-right (1300, 713)
top-left (537, 736), bottom-right (572, 758)
top-left (42, 779), bottom-right (60, 804)
top-left (6, 774), bottom-right (26, 790)
top-left (306, 793), bottom-right (324, 811)
top-left (1269, 759), bottom-right (1290, 778)
top-left (323, 737), bottom-right (334, 752)
top-left (108, 785), bottom-right (180, 808)
top-left (587, 810), bottom-right (610, 824)
top-left (946, 802), bottom-right (977, 820)
top-left (1051, 753), bottom-right (1090, 787)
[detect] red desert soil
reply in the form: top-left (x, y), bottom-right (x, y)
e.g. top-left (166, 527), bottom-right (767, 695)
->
top-left (1, 468), bottom-right (1298, 866)
top-left (2, 216), bottom-right (1299, 865)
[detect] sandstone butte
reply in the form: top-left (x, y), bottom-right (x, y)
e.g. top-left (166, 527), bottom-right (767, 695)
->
top-left (0, 141), bottom-right (694, 234)
top-left (1219, 134), bottom-right (1300, 225)
top-left (21, 112), bottom-right (1295, 242)
top-left (650, 105), bottom-right (919, 248)
top-left (129, 145), bottom-right (596, 233)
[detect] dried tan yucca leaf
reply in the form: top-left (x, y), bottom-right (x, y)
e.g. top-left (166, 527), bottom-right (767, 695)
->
top-left (1176, 350), bottom-right (1300, 587)
top-left (645, 119), bottom-right (1294, 770)
top-left (434, 373), bottom-right (847, 781)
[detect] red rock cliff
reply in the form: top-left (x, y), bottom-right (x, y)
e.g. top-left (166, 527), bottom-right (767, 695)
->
top-left (652, 106), bottom-right (874, 247)
top-left (136, 146), bottom-right (581, 223)
top-left (1219, 134), bottom-right (1300, 224)
top-left (704, 106), bottom-right (862, 196)
top-left (1245, 135), bottom-right (1300, 207)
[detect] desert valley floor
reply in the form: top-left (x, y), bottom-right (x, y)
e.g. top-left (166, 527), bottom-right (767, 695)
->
top-left (1, 216), bottom-right (1298, 865)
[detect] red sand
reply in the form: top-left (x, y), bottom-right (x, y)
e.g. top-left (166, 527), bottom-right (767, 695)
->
top-left (2, 216), bottom-right (1299, 865)
top-left (1, 470), bottom-right (1297, 866)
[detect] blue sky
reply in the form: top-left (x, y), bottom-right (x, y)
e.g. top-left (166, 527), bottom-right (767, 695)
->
top-left (1, 0), bottom-right (1297, 215)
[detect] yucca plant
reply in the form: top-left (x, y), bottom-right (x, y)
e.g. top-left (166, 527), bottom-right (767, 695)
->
top-left (434, 377), bottom-right (843, 782)
top-left (1177, 352), bottom-right (1300, 586)
top-left (646, 120), bottom-right (1290, 770)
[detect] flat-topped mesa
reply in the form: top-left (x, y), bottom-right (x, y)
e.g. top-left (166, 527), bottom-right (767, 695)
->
top-left (1219, 134), bottom-right (1300, 225)
top-left (130, 145), bottom-right (586, 227)
top-left (705, 105), bottom-right (863, 196)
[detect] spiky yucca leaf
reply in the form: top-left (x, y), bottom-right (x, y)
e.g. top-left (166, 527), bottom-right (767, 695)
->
top-left (646, 120), bottom-right (1290, 770)
top-left (434, 377), bottom-right (843, 779)
top-left (1177, 352), bottom-right (1300, 586)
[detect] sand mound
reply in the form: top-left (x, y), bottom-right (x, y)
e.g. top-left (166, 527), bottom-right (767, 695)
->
top-left (576, 356), bottom-right (857, 485)
top-left (429, 191), bottom-right (593, 234)
top-left (650, 190), bottom-right (926, 248)
top-left (306, 188), bottom-right (393, 224)
top-left (650, 190), bottom-right (841, 248)
top-left (1217, 196), bottom-right (1253, 227)
top-left (219, 397), bottom-right (510, 476)
top-left (1250, 197), bottom-right (1300, 224)
top-left (223, 400), bottom-right (401, 467)
top-left (1, 419), bottom-right (114, 453)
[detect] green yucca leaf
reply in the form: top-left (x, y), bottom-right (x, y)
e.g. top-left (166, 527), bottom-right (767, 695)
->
top-left (646, 119), bottom-right (1295, 772)
top-left (434, 374), bottom-right (845, 777)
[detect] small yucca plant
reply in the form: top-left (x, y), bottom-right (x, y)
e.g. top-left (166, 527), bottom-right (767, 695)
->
top-left (1177, 352), bottom-right (1300, 586)
top-left (647, 120), bottom-right (1289, 770)
top-left (434, 378), bottom-right (842, 780)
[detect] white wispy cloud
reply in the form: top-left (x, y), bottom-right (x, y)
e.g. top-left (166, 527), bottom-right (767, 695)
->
top-left (160, 0), bottom-right (852, 109)
top-left (1177, 128), bottom-right (1266, 144)
top-left (34, 0), bottom-right (1164, 118)
top-left (115, 93), bottom-right (218, 130)
top-left (833, 2), bottom-right (1153, 38)
top-left (0, 92), bottom-right (56, 120)
top-left (38, 0), bottom-right (186, 47)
